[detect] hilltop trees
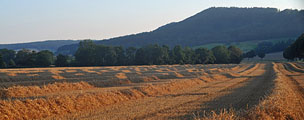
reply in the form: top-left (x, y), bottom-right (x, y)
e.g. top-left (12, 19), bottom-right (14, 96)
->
top-left (283, 33), bottom-right (304, 60)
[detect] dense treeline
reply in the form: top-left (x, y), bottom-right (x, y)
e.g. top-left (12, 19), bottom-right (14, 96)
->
top-left (283, 33), bottom-right (304, 61)
top-left (255, 40), bottom-right (295, 54)
top-left (0, 49), bottom-right (54, 68)
top-left (73, 40), bottom-right (243, 66)
top-left (0, 40), bottom-right (244, 68)
top-left (242, 39), bottom-right (295, 60)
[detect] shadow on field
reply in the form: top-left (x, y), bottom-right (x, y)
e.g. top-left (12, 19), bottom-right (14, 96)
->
top-left (177, 63), bottom-right (275, 119)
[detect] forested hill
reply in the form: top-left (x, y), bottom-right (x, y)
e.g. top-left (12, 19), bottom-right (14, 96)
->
top-left (0, 40), bottom-right (80, 52)
top-left (57, 7), bottom-right (304, 55)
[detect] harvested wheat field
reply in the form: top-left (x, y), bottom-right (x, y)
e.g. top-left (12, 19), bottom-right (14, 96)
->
top-left (0, 62), bottom-right (304, 120)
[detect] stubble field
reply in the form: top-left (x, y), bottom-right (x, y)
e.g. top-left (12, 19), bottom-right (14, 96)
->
top-left (0, 62), bottom-right (304, 120)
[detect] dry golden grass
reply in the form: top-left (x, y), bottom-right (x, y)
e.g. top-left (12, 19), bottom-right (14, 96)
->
top-left (162, 73), bottom-right (170, 75)
top-left (7, 73), bottom-right (17, 77)
top-left (2, 63), bottom-right (301, 120)
top-left (174, 72), bottom-right (184, 78)
top-left (74, 73), bottom-right (84, 76)
top-left (187, 69), bottom-right (195, 72)
top-left (82, 68), bottom-right (99, 73)
top-left (143, 75), bottom-right (160, 82)
top-left (243, 63), bottom-right (304, 120)
top-left (122, 70), bottom-right (131, 73)
top-left (26, 74), bottom-right (39, 77)
top-left (0, 70), bottom-right (37, 76)
top-left (49, 69), bottom-right (65, 80)
top-left (51, 75), bottom-right (65, 80)
top-left (198, 63), bottom-right (304, 120)
top-left (1, 81), bottom-right (95, 98)
top-left (0, 78), bottom-right (206, 120)
top-left (194, 109), bottom-right (238, 120)
top-left (155, 69), bottom-right (163, 72)
top-left (134, 67), bottom-right (141, 72)
top-left (109, 66), bottom-right (124, 71)
top-left (65, 70), bottom-right (77, 73)
top-left (115, 73), bottom-right (128, 79)
top-left (99, 70), bottom-right (108, 73)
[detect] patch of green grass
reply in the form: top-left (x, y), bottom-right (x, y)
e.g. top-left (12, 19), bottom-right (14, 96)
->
top-left (193, 37), bottom-right (294, 52)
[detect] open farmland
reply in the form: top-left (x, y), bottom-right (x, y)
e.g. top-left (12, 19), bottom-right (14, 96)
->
top-left (0, 62), bottom-right (304, 119)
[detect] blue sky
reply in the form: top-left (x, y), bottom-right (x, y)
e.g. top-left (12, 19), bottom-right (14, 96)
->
top-left (0, 0), bottom-right (303, 44)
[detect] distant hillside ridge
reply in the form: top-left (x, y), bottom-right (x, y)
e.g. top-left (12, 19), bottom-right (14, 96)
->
top-left (57, 7), bottom-right (304, 55)
top-left (1, 7), bottom-right (303, 54)
top-left (0, 40), bottom-right (80, 52)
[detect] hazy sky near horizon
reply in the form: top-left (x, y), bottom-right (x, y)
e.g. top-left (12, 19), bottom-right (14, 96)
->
top-left (0, 0), bottom-right (303, 44)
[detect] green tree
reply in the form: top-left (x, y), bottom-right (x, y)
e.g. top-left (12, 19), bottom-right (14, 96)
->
top-left (294, 33), bottom-right (304, 59)
top-left (0, 54), bottom-right (6, 68)
top-left (184, 47), bottom-right (195, 64)
top-left (36, 50), bottom-right (54, 67)
top-left (55, 54), bottom-right (69, 67)
top-left (75, 40), bottom-right (96, 66)
top-left (126, 47), bottom-right (137, 65)
top-left (135, 47), bottom-right (146, 65)
top-left (283, 46), bottom-right (296, 61)
top-left (114, 46), bottom-right (126, 65)
top-left (0, 49), bottom-right (16, 63)
top-left (257, 52), bottom-right (266, 60)
top-left (15, 49), bottom-right (36, 67)
top-left (95, 45), bottom-right (107, 66)
top-left (211, 46), bottom-right (230, 64)
top-left (255, 42), bottom-right (273, 54)
top-left (195, 48), bottom-right (216, 64)
top-left (172, 45), bottom-right (185, 64)
top-left (104, 46), bottom-right (117, 66)
top-left (150, 44), bottom-right (167, 65)
top-left (283, 33), bottom-right (304, 60)
top-left (135, 44), bottom-right (166, 65)
top-left (245, 50), bottom-right (256, 60)
top-left (8, 59), bottom-right (16, 68)
top-left (228, 46), bottom-right (243, 64)
top-left (161, 45), bottom-right (170, 65)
